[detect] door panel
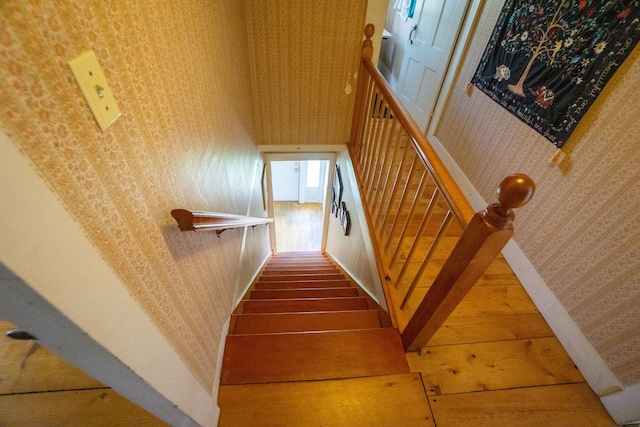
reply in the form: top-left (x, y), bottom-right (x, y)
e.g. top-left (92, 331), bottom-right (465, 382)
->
top-left (271, 161), bottom-right (299, 202)
top-left (299, 160), bottom-right (327, 204)
top-left (397, 0), bottom-right (468, 131)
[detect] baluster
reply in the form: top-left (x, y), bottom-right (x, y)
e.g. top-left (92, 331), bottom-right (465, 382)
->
top-left (401, 174), bottom-right (535, 351)
top-left (379, 146), bottom-right (415, 241)
top-left (392, 186), bottom-right (440, 286)
top-left (400, 210), bottom-right (454, 309)
top-left (359, 86), bottom-right (378, 170)
top-left (388, 169), bottom-right (430, 267)
top-left (374, 124), bottom-right (406, 224)
top-left (370, 117), bottom-right (399, 209)
top-left (356, 77), bottom-right (375, 162)
top-left (362, 96), bottom-right (387, 199)
top-left (383, 154), bottom-right (422, 252)
top-left (364, 98), bottom-right (392, 194)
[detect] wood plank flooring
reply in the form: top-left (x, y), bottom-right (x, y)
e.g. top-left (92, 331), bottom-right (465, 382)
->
top-left (219, 373), bottom-right (434, 426)
top-left (388, 255), bottom-right (617, 426)
top-left (0, 320), bottom-right (168, 426)
top-left (274, 202), bottom-right (323, 252)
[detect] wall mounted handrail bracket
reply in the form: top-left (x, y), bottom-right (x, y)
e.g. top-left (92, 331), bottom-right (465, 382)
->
top-left (171, 209), bottom-right (273, 232)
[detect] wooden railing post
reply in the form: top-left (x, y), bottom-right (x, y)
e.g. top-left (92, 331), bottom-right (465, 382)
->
top-left (349, 24), bottom-right (375, 151)
top-left (401, 174), bottom-right (535, 352)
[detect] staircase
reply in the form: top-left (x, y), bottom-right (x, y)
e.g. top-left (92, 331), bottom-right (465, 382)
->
top-left (218, 252), bottom-right (434, 426)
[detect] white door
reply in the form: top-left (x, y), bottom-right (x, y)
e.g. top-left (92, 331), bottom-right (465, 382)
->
top-left (271, 161), bottom-right (299, 201)
top-left (298, 160), bottom-right (327, 204)
top-left (397, 0), bottom-right (468, 131)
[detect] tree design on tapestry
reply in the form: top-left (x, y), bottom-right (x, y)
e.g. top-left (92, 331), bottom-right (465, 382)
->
top-left (472, 0), bottom-right (640, 148)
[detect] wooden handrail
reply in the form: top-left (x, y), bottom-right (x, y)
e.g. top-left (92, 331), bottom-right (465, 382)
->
top-left (171, 209), bottom-right (273, 233)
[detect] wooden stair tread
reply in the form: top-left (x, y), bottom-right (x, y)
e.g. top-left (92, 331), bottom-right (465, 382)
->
top-left (241, 297), bottom-right (369, 313)
top-left (267, 257), bottom-right (332, 262)
top-left (231, 310), bottom-right (381, 334)
top-left (261, 268), bottom-right (339, 274)
top-left (258, 273), bottom-right (345, 282)
top-left (272, 251), bottom-right (323, 256)
top-left (255, 280), bottom-right (352, 289)
top-left (218, 373), bottom-right (434, 426)
top-left (264, 262), bottom-right (335, 269)
top-left (221, 328), bottom-right (409, 384)
top-left (250, 288), bottom-right (359, 299)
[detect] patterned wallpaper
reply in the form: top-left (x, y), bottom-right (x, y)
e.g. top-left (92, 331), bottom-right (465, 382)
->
top-left (435, 1), bottom-right (640, 387)
top-left (245, 0), bottom-right (367, 146)
top-left (0, 1), bottom-right (270, 391)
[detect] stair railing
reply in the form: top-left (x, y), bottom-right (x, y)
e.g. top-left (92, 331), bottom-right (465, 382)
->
top-left (349, 24), bottom-right (535, 351)
top-left (171, 209), bottom-right (273, 235)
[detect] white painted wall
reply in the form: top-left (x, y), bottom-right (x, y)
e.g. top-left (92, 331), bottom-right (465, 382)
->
top-left (325, 151), bottom-right (387, 311)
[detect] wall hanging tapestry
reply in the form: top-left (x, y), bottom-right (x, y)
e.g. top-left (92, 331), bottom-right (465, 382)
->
top-left (471, 0), bottom-right (640, 148)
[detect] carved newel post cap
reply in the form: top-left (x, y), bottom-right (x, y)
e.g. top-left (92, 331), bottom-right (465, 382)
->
top-left (497, 173), bottom-right (535, 209)
top-left (364, 24), bottom-right (375, 39)
top-left (484, 173), bottom-right (535, 228)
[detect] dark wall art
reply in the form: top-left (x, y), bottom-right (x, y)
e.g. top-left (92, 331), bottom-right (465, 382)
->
top-left (331, 165), bottom-right (351, 236)
top-left (331, 164), bottom-right (343, 217)
top-left (471, 0), bottom-right (640, 148)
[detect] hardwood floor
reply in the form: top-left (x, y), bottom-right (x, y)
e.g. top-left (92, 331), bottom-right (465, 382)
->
top-left (351, 136), bottom-right (616, 425)
top-left (389, 255), bottom-right (617, 426)
top-left (274, 201), bottom-right (323, 252)
top-left (0, 320), bottom-right (168, 426)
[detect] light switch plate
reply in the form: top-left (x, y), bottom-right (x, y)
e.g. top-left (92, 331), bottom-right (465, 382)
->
top-left (68, 50), bottom-right (121, 131)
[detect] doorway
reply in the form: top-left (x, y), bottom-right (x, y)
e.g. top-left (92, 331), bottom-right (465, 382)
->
top-left (380, 0), bottom-right (472, 132)
top-left (270, 160), bottom-right (330, 252)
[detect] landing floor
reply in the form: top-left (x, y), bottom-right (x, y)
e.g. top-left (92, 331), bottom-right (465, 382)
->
top-left (273, 201), bottom-right (323, 252)
top-left (390, 255), bottom-right (616, 426)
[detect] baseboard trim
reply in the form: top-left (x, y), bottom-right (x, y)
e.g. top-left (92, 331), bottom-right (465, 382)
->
top-left (601, 382), bottom-right (640, 424)
top-left (209, 317), bottom-right (230, 425)
top-left (325, 250), bottom-right (380, 307)
top-left (233, 251), bottom-right (271, 308)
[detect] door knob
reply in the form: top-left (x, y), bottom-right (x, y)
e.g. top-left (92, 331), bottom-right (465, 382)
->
top-left (409, 25), bottom-right (417, 44)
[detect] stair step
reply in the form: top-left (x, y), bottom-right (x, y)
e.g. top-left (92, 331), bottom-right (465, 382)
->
top-left (269, 259), bottom-right (329, 264)
top-left (221, 328), bottom-right (410, 384)
top-left (250, 288), bottom-right (359, 300)
top-left (261, 267), bottom-right (339, 275)
top-left (266, 259), bottom-right (334, 265)
top-left (254, 280), bottom-right (352, 290)
top-left (218, 373), bottom-right (433, 426)
top-left (259, 273), bottom-right (345, 282)
top-left (231, 310), bottom-right (381, 334)
top-left (272, 252), bottom-right (324, 258)
top-left (268, 259), bottom-right (330, 265)
top-left (241, 297), bottom-right (369, 313)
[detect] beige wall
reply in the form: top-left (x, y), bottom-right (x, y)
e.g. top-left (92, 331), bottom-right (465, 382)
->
top-left (0, 0), bottom-right (269, 409)
top-left (435, 1), bottom-right (640, 389)
top-left (245, 0), bottom-right (367, 146)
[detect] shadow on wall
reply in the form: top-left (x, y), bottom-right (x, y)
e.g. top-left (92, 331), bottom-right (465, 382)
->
top-left (161, 224), bottom-right (243, 261)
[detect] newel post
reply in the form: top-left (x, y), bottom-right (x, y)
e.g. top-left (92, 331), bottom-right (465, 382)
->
top-left (349, 24), bottom-right (375, 151)
top-left (401, 174), bottom-right (535, 352)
